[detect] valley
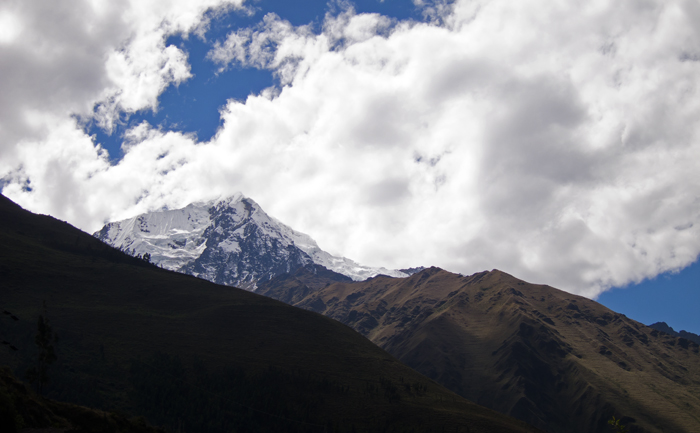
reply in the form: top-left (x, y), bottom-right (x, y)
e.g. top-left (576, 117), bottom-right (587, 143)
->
top-left (0, 194), bottom-right (539, 432)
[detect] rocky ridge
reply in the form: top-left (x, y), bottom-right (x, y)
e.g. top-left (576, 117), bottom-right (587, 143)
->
top-left (648, 321), bottom-right (700, 345)
top-left (94, 194), bottom-right (408, 290)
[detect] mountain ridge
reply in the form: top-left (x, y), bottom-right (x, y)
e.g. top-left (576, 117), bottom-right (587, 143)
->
top-left (257, 266), bottom-right (700, 433)
top-left (648, 321), bottom-right (700, 345)
top-left (95, 194), bottom-right (409, 289)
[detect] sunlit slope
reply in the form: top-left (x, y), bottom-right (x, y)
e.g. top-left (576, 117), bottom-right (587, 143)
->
top-left (258, 266), bottom-right (700, 433)
top-left (0, 195), bottom-right (539, 433)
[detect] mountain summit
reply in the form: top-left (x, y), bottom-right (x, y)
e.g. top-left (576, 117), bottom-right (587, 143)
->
top-left (94, 193), bottom-right (407, 289)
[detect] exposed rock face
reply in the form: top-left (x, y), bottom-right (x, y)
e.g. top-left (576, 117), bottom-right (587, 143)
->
top-left (95, 194), bottom-right (407, 290)
top-left (176, 197), bottom-right (314, 289)
top-left (649, 321), bottom-right (700, 345)
top-left (257, 267), bottom-right (700, 433)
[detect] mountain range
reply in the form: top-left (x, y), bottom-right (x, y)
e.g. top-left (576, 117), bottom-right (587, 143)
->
top-left (91, 194), bottom-right (700, 433)
top-left (94, 194), bottom-right (410, 290)
top-left (0, 194), bottom-right (539, 433)
top-left (256, 265), bottom-right (700, 433)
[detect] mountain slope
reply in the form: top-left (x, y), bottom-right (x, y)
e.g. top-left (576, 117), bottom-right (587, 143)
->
top-left (649, 322), bottom-right (700, 345)
top-left (94, 193), bottom-right (407, 289)
top-left (0, 194), bottom-right (539, 433)
top-left (257, 266), bottom-right (700, 433)
top-left (0, 366), bottom-right (163, 433)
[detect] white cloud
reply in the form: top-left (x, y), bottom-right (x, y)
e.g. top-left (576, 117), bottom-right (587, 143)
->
top-left (3, 0), bottom-right (700, 298)
top-left (0, 0), bottom-right (246, 168)
top-left (0, 9), bottom-right (23, 44)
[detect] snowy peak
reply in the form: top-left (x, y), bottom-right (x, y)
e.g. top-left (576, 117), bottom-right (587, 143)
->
top-left (94, 202), bottom-right (211, 271)
top-left (94, 194), bottom-right (408, 290)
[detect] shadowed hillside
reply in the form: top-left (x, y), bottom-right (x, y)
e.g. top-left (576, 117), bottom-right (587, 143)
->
top-left (0, 366), bottom-right (165, 433)
top-left (258, 265), bottom-right (700, 433)
top-left (0, 194), bottom-right (540, 433)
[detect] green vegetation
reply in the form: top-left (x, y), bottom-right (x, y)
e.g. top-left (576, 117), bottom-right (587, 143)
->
top-left (608, 416), bottom-right (628, 433)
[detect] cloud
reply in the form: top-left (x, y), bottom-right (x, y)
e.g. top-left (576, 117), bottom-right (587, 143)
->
top-left (0, 0), bottom-right (246, 169)
top-left (3, 0), bottom-right (700, 298)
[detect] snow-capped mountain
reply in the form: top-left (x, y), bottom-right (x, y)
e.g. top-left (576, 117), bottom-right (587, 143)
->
top-left (94, 193), bottom-right (408, 290)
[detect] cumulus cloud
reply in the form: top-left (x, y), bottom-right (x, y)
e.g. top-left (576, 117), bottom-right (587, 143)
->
top-left (3, 0), bottom-right (700, 298)
top-left (0, 0), bottom-right (245, 170)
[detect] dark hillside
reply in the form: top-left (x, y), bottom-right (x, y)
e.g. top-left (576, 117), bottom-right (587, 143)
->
top-left (0, 366), bottom-right (164, 433)
top-left (0, 195), bottom-right (539, 433)
top-left (258, 266), bottom-right (700, 433)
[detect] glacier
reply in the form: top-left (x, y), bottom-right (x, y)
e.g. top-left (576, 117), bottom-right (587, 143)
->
top-left (94, 193), bottom-right (408, 290)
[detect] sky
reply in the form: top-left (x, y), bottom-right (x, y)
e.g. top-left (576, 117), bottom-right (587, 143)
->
top-left (1, 0), bottom-right (699, 334)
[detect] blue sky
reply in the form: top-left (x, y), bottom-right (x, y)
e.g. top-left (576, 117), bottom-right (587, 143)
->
top-left (1, 0), bottom-right (699, 334)
top-left (88, 0), bottom-right (425, 160)
top-left (598, 260), bottom-right (700, 334)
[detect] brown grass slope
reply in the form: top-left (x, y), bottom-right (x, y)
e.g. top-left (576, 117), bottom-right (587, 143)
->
top-left (257, 266), bottom-right (700, 433)
top-left (0, 194), bottom-right (539, 433)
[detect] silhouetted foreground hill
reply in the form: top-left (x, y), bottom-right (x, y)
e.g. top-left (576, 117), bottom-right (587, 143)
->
top-left (0, 194), bottom-right (540, 433)
top-left (0, 366), bottom-right (164, 433)
top-left (257, 266), bottom-right (700, 433)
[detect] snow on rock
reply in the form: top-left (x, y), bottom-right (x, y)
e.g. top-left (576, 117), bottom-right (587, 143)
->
top-left (94, 193), bottom-right (408, 290)
top-left (94, 201), bottom-right (212, 272)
